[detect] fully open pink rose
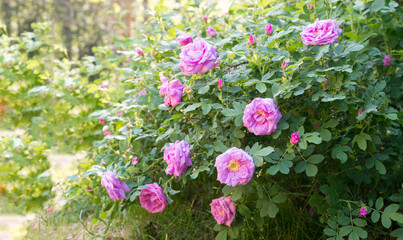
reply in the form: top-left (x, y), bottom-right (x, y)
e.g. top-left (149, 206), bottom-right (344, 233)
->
top-left (177, 34), bottom-right (193, 46)
top-left (215, 147), bottom-right (255, 187)
top-left (210, 196), bottom-right (235, 227)
top-left (243, 98), bottom-right (282, 135)
top-left (179, 38), bottom-right (219, 76)
top-left (139, 183), bottom-right (168, 213)
top-left (158, 76), bottom-right (184, 107)
top-left (101, 170), bottom-right (130, 201)
top-left (300, 19), bottom-right (342, 45)
top-left (163, 140), bottom-right (192, 177)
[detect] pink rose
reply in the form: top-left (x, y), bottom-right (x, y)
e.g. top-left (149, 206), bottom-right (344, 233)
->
top-left (247, 34), bottom-right (256, 47)
top-left (217, 79), bottom-right (224, 89)
top-left (323, 77), bottom-right (328, 85)
top-left (158, 76), bottom-right (184, 107)
top-left (210, 196), bottom-right (236, 227)
top-left (104, 130), bottom-right (112, 136)
top-left (359, 207), bottom-right (367, 217)
top-left (243, 98), bottom-right (282, 136)
top-left (300, 19), bottom-right (342, 45)
top-left (215, 147), bottom-right (255, 187)
top-left (265, 24), bottom-right (273, 35)
top-left (177, 34), bottom-right (193, 46)
top-left (203, 16), bottom-right (207, 22)
top-left (206, 27), bottom-right (217, 38)
top-left (139, 183), bottom-right (168, 213)
top-left (101, 170), bottom-right (130, 201)
top-left (179, 38), bottom-right (219, 76)
top-left (136, 47), bottom-right (144, 56)
top-left (282, 60), bottom-right (287, 69)
top-left (290, 132), bottom-right (300, 145)
top-left (383, 55), bottom-right (391, 67)
top-left (308, 4), bottom-right (312, 10)
top-left (99, 118), bottom-right (105, 124)
top-left (99, 84), bottom-right (107, 91)
top-left (138, 89), bottom-right (146, 97)
top-left (132, 157), bottom-right (138, 165)
top-left (163, 140), bottom-right (192, 177)
top-left (358, 109), bottom-right (363, 115)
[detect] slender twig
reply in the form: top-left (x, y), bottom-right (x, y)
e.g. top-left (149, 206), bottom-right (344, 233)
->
top-left (223, 61), bottom-right (248, 72)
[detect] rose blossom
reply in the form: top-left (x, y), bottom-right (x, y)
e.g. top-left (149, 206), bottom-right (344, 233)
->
top-left (158, 76), bottom-right (184, 107)
top-left (300, 19), bottom-right (342, 45)
top-left (177, 34), bottom-right (193, 46)
top-left (358, 109), bottom-right (363, 115)
top-left (215, 147), bottom-right (255, 187)
top-left (217, 79), bottom-right (224, 89)
top-left (265, 24), bottom-right (273, 35)
top-left (203, 16), bottom-right (207, 22)
top-left (136, 47), bottom-right (144, 56)
top-left (101, 170), bottom-right (130, 201)
top-left (247, 34), bottom-right (256, 47)
top-left (104, 130), bottom-right (112, 136)
top-left (138, 89), bottom-right (146, 97)
top-left (243, 98), bottom-right (282, 136)
top-left (99, 84), bottom-right (107, 91)
top-left (179, 38), bottom-right (219, 76)
top-left (290, 132), bottom-right (300, 145)
top-left (282, 60), bottom-right (287, 69)
top-left (139, 183), bottom-right (168, 213)
top-left (210, 196), bottom-right (236, 227)
top-left (132, 157), bottom-right (138, 165)
top-left (359, 207), bottom-right (367, 217)
top-left (383, 55), bottom-right (391, 67)
top-left (206, 27), bottom-right (217, 38)
top-left (99, 118), bottom-right (105, 124)
top-left (163, 140), bottom-right (192, 177)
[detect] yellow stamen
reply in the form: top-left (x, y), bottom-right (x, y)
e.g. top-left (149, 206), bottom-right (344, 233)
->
top-left (219, 211), bottom-right (224, 214)
top-left (227, 159), bottom-right (241, 172)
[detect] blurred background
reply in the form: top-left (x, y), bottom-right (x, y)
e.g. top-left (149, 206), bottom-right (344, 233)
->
top-left (0, 0), bottom-right (230, 59)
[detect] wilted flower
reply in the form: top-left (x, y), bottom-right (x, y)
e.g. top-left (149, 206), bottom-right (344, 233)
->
top-left (164, 140), bottom-right (192, 177)
top-left (183, 86), bottom-right (192, 100)
top-left (139, 183), bottom-right (168, 213)
top-left (217, 79), bottom-right (224, 89)
top-left (359, 207), bottom-right (367, 217)
top-left (210, 196), bottom-right (236, 227)
top-left (247, 34), bottom-right (256, 47)
top-left (158, 76), bottom-right (184, 107)
top-left (179, 38), bottom-right (219, 76)
top-left (177, 34), bottom-right (193, 46)
top-left (215, 147), bottom-right (255, 186)
top-left (290, 132), bottom-right (300, 145)
top-left (101, 170), bottom-right (130, 201)
top-left (243, 98), bottom-right (282, 135)
top-left (99, 119), bottom-right (105, 124)
top-left (383, 55), bottom-right (391, 67)
top-left (300, 19), bottom-right (342, 45)
top-left (136, 47), bottom-right (144, 56)
top-left (265, 24), bottom-right (273, 35)
top-left (206, 27), bottom-right (217, 38)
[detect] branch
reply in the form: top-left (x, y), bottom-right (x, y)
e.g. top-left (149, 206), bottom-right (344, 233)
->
top-left (223, 61), bottom-right (248, 72)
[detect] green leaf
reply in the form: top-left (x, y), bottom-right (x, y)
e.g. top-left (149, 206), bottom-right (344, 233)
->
top-left (294, 161), bottom-right (306, 173)
top-left (388, 212), bottom-right (403, 223)
top-left (315, 45), bottom-right (330, 61)
top-left (381, 213), bottom-right (391, 228)
top-left (371, 0), bottom-right (385, 12)
top-left (216, 229), bottom-right (227, 240)
top-left (268, 202), bottom-right (279, 218)
top-left (307, 154), bottom-right (325, 164)
top-left (348, 231), bottom-right (359, 240)
top-left (272, 194), bottom-right (287, 204)
top-left (323, 119), bottom-right (339, 128)
top-left (324, 228), bottom-right (336, 236)
top-left (222, 108), bottom-right (240, 117)
top-left (353, 218), bottom-right (367, 227)
top-left (256, 146), bottom-right (274, 157)
top-left (254, 155), bottom-right (263, 167)
top-left (305, 164), bottom-right (318, 177)
top-left (228, 226), bottom-right (239, 239)
top-left (267, 165), bottom-right (279, 175)
top-left (384, 204), bottom-right (399, 213)
top-left (371, 210), bottom-right (380, 223)
top-left (319, 128), bottom-right (331, 141)
top-left (232, 186), bottom-right (243, 201)
top-left (375, 197), bottom-right (384, 210)
top-left (198, 85), bottom-right (210, 94)
top-left (375, 160), bottom-right (386, 174)
top-left (256, 82), bottom-right (267, 93)
top-left (214, 224), bottom-right (226, 232)
top-left (238, 204), bottom-right (251, 218)
top-left (339, 225), bottom-right (353, 237)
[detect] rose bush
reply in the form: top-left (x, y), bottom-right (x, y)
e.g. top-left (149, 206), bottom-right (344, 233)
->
top-left (0, 0), bottom-right (402, 239)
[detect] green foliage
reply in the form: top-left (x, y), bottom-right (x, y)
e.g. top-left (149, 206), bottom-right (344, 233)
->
top-left (0, 135), bottom-right (53, 212)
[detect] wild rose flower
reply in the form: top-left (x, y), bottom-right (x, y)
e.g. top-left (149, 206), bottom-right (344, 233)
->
top-left (215, 147), bottom-right (255, 186)
top-left (99, 119), bottom-right (105, 124)
top-left (247, 34), bottom-right (256, 47)
top-left (101, 170), bottom-right (130, 201)
top-left (138, 89), bottom-right (146, 97)
top-left (104, 130), bottom-right (112, 136)
top-left (383, 55), bottom-right (391, 67)
top-left (308, 4), bottom-right (312, 10)
top-left (217, 79), bottom-right (224, 89)
top-left (136, 47), bottom-right (144, 56)
top-left (290, 132), bottom-right (300, 145)
top-left (179, 38), bottom-right (219, 76)
top-left (359, 207), bottom-right (367, 217)
top-left (358, 109), bottom-right (363, 115)
top-left (265, 24), bottom-right (273, 35)
top-left (139, 183), bottom-right (168, 213)
top-left (300, 19), bottom-right (342, 45)
top-left (323, 77), bottom-right (328, 85)
top-left (243, 98), bottom-right (282, 136)
top-left (203, 16), bottom-right (207, 22)
top-left (282, 60), bottom-right (287, 69)
top-left (87, 186), bottom-right (92, 191)
top-left (177, 34), bottom-right (193, 46)
top-left (163, 140), bottom-right (192, 177)
top-left (206, 27), bottom-right (217, 38)
top-left (132, 157), bottom-right (138, 165)
top-left (210, 196), bottom-right (236, 227)
top-left (158, 76), bottom-right (184, 107)
top-left (99, 84), bottom-right (107, 91)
